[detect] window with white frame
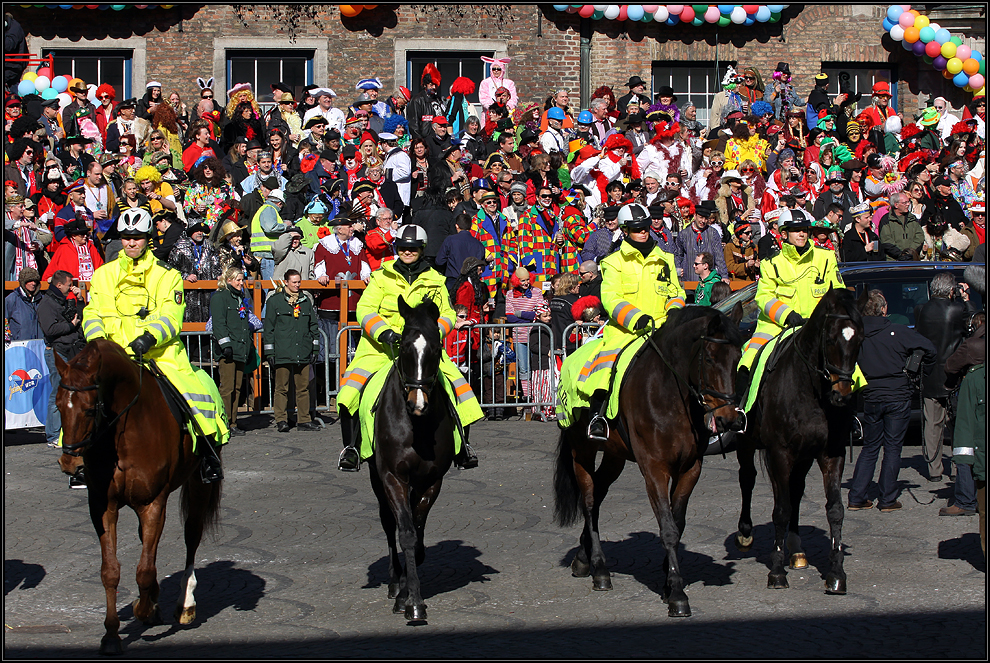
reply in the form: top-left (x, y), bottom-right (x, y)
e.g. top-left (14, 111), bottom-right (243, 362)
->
top-left (406, 51), bottom-right (490, 105)
top-left (226, 50), bottom-right (314, 108)
top-left (43, 49), bottom-right (132, 99)
top-left (820, 64), bottom-right (897, 115)
top-left (652, 61), bottom-right (738, 127)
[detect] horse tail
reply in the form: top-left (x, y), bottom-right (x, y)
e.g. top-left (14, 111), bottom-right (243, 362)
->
top-left (181, 473), bottom-right (223, 539)
top-left (553, 428), bottom-right (581, 528)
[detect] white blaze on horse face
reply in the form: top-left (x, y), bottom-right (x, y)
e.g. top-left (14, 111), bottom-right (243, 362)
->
top-left (411, 333), bottom-right (427, 382)
top-left (841, 326), bottom-right (855, 342)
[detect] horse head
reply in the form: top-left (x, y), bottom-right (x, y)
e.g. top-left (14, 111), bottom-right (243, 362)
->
top-left (54, 341), bottom-right (106, 469)
top-left (695, 303), bottom-right (746, 435)
top-left (808, 286), bottom-right (867, 407)
top-left (396, 295), bottom-right (443, 417)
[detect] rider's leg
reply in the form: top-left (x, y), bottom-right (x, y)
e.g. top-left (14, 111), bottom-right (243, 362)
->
top-left (337, 405), bottom-right (362, 471)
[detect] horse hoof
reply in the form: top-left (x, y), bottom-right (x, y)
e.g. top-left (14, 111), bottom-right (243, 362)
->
top-left (735, 533), bottom-right (754, 551)
top-left (392, 597), bottom-right (406, 614)
top-left (667, 599), bottom-right (692, 618)
top-left (592, 575), bottom-right (612, 591)
top-left (825, 576), bottom-right (847, 595)
top-left (387, 583), bottom-right (399, 600)
top-left (99, 635), bottom-right (123, 656)
top-left (405, 604), bottom-right (427, 622)
top-left (767, 573), bottom-right (789, 589)
top-left (789, 553), bottom-right (808, 570)
top-left (571, 557), bottom-right (591, 578)
top-left (175, 605), bottom-right (196, 625)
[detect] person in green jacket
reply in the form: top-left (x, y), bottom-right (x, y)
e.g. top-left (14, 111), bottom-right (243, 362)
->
top-left (210, 265), bottom-right (253, 436)
top-left (692, 251), bottom-right (721, 306)
top-left (263, 269), bottom-right (321, 432)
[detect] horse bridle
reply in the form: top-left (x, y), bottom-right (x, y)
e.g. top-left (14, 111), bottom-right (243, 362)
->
top-left (794, 313), bottom-right (857, 390)
top-left (57, 362), bottom-right (143, 456)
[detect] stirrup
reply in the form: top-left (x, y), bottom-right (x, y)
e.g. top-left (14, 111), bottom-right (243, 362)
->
top-left (455, 441), bottom-right (479, 470)
top-left (587, 414), bottom-right (610, 443)
top-left (851, 416), bottom-right (863, 442)
top-left (338, 445), bottom-right (361, 472)
top-left (199, 455), bottom-right (223, 484)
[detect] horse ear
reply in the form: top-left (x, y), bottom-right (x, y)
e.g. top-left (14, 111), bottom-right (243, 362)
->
top-left (53, 351), bottom-right (69, 378)
top-left (728, 302), bottom-right (744, 326)
top-left (856, 286), bottom-right (870, 314)
top-left (397, 295), bottom-right (412, 318)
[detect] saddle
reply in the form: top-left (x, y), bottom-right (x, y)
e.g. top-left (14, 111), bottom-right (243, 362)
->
top-left (742, 327), bottom-right (800, 414)
top-left (146, 360), bottom-right (200, 442)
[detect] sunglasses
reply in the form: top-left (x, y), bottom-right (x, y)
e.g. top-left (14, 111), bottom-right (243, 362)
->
top-left (491, 67), bottom-right (502, 71)
top-left (710, 162), bottom-right (724, 167)
top-left (740, 168), bottom-right (756, 174)
top-left (539, 195), bottom-right (553, 200)
top-left (457, 314), bottom-right (468, 319)
top-left (739, 230), bottom-right (752, 235)
top-left (744, 76), bottom-right (755, 80)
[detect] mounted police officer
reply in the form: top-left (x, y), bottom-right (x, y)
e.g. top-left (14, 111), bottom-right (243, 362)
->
top-left (336, 224), bottom-right (483, 471)
top-left (558, 203), bottom-right (685, 441)
top-left (81, 207), bottom-right (226, 482)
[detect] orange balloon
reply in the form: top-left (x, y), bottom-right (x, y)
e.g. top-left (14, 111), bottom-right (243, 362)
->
top-left (943, 69), bottom-right (955, 80)
top-left (907, 9), bottom-right (919, 18)
top-left (364, 5), bottom-right (377, 9)
top-left (963, 58), bottom-right (980, 76)
top-left (903, 26), bottom-right (920, 43)
top-left (340, 5), bottom-right (358, 17)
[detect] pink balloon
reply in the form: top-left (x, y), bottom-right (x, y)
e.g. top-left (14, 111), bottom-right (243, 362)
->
top-left (970, 74), bottom-right (985, 90)
top-left (680, 6), bottom-right (695, 21)
top-left (898, 4), bottom-right (912, 10)
top-left (642, 5), bottom-right (659, 12)
top-left (578, 5), bottom-right (595, 17)
top-left (36, 67), bottom-right (52, 79)
top-left (667, 5), bottom-right (684, 14)
top-left (956, 44), bottom-right (971, 60)
top-left (898, 12), bottom-right (915, 28)
top-left (704, 6), bottom-right (720, 22)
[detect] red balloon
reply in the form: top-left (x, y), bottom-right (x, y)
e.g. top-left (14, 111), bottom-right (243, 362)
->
top-left (578, 5), bottom-right (595, 18)
top-left (680, 6), bottom-right (695, 21)
top-left (925, 40), bottom-right (943, 58)
top-left (617, 5), bottom-right (627, 20)
top-left (742, 5), bottom-right (759, 14)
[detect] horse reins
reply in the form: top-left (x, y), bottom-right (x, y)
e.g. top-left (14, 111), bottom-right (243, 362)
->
top-left (58, 359), bottom-right (144, 456)
top-left (792, 313), bottom-right (857, 390)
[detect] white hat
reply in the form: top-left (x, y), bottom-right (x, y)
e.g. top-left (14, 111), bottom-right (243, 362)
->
top-left (313, 87), bottom-right (336, 98)
top-left (266, 189), bottom-right (285, 204)
top-left (969, 198), bottom-right (986, 214)
top-left (146, 80), bottom-right (162, 89)
top-left (378, 132), bottom-right (398, 141)
top-left (227, 82), bottom-right (253, 97)
top-left (721, 169), bottom-right (743, 183)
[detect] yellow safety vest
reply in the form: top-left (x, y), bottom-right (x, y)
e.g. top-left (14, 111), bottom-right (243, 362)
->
top-left (250, 203), bottom-right (282, 257)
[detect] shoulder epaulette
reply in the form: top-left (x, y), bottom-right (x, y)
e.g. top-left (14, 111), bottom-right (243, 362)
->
top-left (156, 259), bottom-right (177, 272)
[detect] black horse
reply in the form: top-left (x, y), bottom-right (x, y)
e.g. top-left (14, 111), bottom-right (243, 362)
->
top-left (368, 296), bottom-right (458, 622)
top-left (554, 305), bottom-right (745, 617)
top-left (734, 287), bottom-right (867, 594)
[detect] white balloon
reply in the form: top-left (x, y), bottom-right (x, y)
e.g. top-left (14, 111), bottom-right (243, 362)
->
top-left (57, 92), bottom-right (72, 111)
top-left (653, 6), bottom-right (668, 21)
top-left (730, 6), bottom-right (746, 23)
top-left (928, 22), bottom-right (940, 32)
top-left (889, 24), bottom-right (905, 41)
top-left (603, 5), bottom-right (620, 19)
top-left (593, 5), bottom-right (607, 11)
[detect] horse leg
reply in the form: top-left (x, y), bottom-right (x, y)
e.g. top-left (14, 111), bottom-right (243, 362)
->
top-left (662, 458), bottom-right (703, 617)
top-left (787, 458), bottom-right (814, 571)
top-left (92, 490), bottom-right (124, 656)
top-left (174, 479), bottom-right (217, 625)
top-left (735, 440), bottom-right (757, 551)
top-left (382, 474), bottom-right (423, 620)
top-left (369, 466), bottom-right (402, 600)
top-left (131, 500), bottom-right (167, 627)
top-left (819, 453), bottom-right (847, 595)
top-left (766, 449), bottom-right (793, 589)
top-left (412, 479), bottom-right (442, 567)
top-left (569, 441), bottom-right (597, 579)
top-left (640, 461), bottom-right (690, 617)
top-left (587, 451), bottom-right (626, 591)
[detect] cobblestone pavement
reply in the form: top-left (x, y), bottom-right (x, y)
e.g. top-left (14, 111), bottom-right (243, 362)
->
top-left (4, 418), bottom-right (986, 658)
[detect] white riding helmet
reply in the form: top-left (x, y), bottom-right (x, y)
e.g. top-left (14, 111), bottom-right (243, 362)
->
top-left (617, 203), bottom-right (650, 230)
top-left (777, 208), bottom-right (815, 231)
top-left (117, 207), bottom-right (153, 236)
top-left (394, 224), bottom-right (428, 250)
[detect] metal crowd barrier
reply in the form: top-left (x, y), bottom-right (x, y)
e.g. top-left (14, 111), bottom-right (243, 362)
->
top-left (558, 322), bottom-right (604, 360)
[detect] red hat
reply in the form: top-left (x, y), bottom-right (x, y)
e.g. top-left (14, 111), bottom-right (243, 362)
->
top-left (398, 86), bottom-right (412, 101)
top-left (359, 131), bottom-right (377, 145)
top-left (571, 295), bottom-right (601, 322)
top-left (421, 63), bottom-right (441, 87)
top-left (871, 81), bottom-right (891, 97)
top-left (431, 116), bottom-right (448, 126)
top-left (675, 197), bottom-right (695, 215)
top-left (450, 76), bottom-right (476, 96)
top-left (573, 145), bottom-right (599, 166)
top-left (95, 83), bottom-right (116, 101)
top-left (950, 120), bottom-right (974, 137)
top-left (651, 120), bottom-right (681, 141)
top-left (602, 134), bottom-right (633, 153)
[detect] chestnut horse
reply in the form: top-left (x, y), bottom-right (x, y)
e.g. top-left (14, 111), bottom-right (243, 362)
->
top-left (55, 338), bottom-right (222, 655)
top-left (554, 305), bottom-right (745, 617)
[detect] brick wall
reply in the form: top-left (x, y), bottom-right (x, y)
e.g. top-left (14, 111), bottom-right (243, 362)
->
top-left (10, 4), bottom-right (983, 121)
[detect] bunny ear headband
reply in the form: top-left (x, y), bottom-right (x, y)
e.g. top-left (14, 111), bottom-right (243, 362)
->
top-left (196, 77), bottom-right (215, 91)
top-left (480, 56), bottom-right (511, 65)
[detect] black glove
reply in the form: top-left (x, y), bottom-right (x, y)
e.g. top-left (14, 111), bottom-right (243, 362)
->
top-left (378, 329), bottom-right (401, 347)
top-left (266, 356), bottom-right (276, 371)
top-left (785, 312), bottom-right (805, 328)
top-left (633, 315), bottom-right (654, 332)
top-left (899, 250), bottom-right (914, 261)
top-left (128, 332), bottom-right (156, 357)
top-left (307, 351), bottom-right (318, 365)
top-left (222, 346), bottom-right (233, 362)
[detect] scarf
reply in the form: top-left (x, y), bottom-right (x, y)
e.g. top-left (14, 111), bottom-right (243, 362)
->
top-left (393, 256), bottom-right (431, 284)
top-left (76, 241), bottom-right (95, 281)
top-left (626, 236), bottom-right (656, 258)
top-left (12, 223), bottom-right (37, 276)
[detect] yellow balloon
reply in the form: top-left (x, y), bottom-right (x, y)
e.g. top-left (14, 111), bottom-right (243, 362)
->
top-left (946, 57), bottom-right (964, 75)
top-left (913, 15), bottom-right (929, 30)
top-left (22, 71), bottom-right (38, 82)
top-left (940, 42), bottom-right (957, 59)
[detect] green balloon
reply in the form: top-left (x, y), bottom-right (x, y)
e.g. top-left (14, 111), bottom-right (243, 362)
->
top-left (642, 13), bottom-right (653, 22)
top-left (718, 15), bottom-right (731, 26)
top-left (950, 36), bottom-right (963, 46)
top-left (923, 55), bottom-right (934, 64)
top-left (592, 10), bottom-right (604, 20)
top-left (692, 4), bottom-right (707, 14)
top-left (692, 17), bottom-right (703, 26)
top-left (980, 60), bottom-right (985, 76)
top-left (769, 12), bottom-right (781, 23)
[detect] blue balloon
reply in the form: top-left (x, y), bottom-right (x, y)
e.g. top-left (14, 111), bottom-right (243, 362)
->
top-left (767, 5), bottom-right (785, 12)
top-left (882, 17), bottom-right (894, 31)
top-left (901, 38), bottom-right (914, 52)
top-left (744, 16), bottom-right (755, 26)
top-left (666, 15), bottom-right (679, 25)
top-left (953, 71), bottom-right (970, 87)
top-left (17, 79), bottom-right (36, 97)
top-left (886, 6), bottom-right (903, 22)
top-left (718, 5), bottom-right (734, 14)
top-left (935, 29), bottom-right (951, 44)
top-left (626, 4), bottom-right (644, 21)
top-left (553, 4), bottom-right (569, 11)
top-left (756, 6), bottom-right (771, 21)
top-left (972, 51), bottom-right (984, 63)
top-left (41, 87), bottom-right (59, 100)
top-left (51, 76), bottom-right (68, 93)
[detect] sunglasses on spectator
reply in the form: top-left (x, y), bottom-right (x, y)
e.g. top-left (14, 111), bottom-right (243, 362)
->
top-left (710, 161), bottom-right (724, 166)
top-left (694, 261), bottom-right (706, 266)
top-left (483, 199), bottom-right (498, 204)
top-left (539, 194), bottom-right (553, 200)
top-left (739, 230), bottom-right (752, 235)
top-left (491, 67), bottom-right (502, 72)
top-left (740, 167), bottom-right (756, 174)
top-left (457, 314), bottom-right (468, 319)
top-left (744, 76), bottom-right (755, 80)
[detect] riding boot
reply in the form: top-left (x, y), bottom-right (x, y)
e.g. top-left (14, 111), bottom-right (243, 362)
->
top-left (735, 366), bottom-right (752, 404)
top-left (337, 406), bottom-right (362, 472)
top-left (455, 425), bottom-right (479, 470)
top-left (68, 465), bottom-right (87, 490)
top-left (198, 438), bottom-right (223, 484)
top-left (587, 394), bottom-right (609, 443)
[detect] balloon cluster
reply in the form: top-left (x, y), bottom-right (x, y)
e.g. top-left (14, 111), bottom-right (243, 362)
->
top-left (551, 5), bottom-right (789, 25)
top-left (339, 5), bottom-right (376, 18)
top-left (17, 69), bottom-right (100, 113)
top-left (883, 5), bottom-right (985, 93)
top-left (15, 4), bottom-right (175, 9)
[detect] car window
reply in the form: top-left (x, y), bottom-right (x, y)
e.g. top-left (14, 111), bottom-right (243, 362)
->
top-left (845, 273), bottom-right (983, 327)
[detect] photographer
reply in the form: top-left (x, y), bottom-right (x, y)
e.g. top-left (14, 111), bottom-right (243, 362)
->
top-left (915, 272), bottom-right (974, 486)
top-left (37, 270), bottom-right (86, 448)
top-left (848, 290), bottom-right (936, 512)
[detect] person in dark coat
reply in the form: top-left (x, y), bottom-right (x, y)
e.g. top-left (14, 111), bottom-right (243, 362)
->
top-left (847, 289), bottom-right (937, 512)
top-left (37, 269), bottom-right (85, 446)
top-left (842, 203), bottom-right (884, 262)
top-left (411, 177), bottom-right (456, 271)
top-left (4, 267), bottom-right (44, 340)
top-left (436, 213), bottom-right (486, 294)
top-left (915, 272), bottom-right (975, 485)
top-left (407, 63), bottom-right (446, 140)
top-left (263, 270), bottom-right (321, 433)
top-left (210, 264), bottom-right (254, 436)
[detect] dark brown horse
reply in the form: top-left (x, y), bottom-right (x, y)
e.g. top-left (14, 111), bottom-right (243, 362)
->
top-left (554, 305), bottom-right (745, 617)
top-left (734, 287), bottom-right (866, 594)
top-left (369, 297), bottom-right (459, 622)
top-left (55, 338), bottom-right (222, 655)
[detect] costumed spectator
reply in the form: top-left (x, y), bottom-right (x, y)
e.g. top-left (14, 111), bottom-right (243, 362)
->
top-left (505, 267), bottom-right (543, 403)
top-left (210, 265), bottom-right (252, 437)
top-left (5, 139), bottom-right (39, 197)
top-left (409, 64), bottom-right (446, 140)
top-left (581, 205), bottom-right (622, 263)
top-left (202, 214), bottom-right (259, 281)
top-left (42, 218), bottom-right (102, 282)
top-left (134, 164), bottom-right (176, 215)
top-left (5, 193), bottom-right (50, 280)
top-left (82, 161), bottom-right (115, 235)
top-left (436, 213), bottom-right (486, 295)
top-left (184, 157), bottom-right (234, 229)
top-left (263, 270), bottom-right (321, 433)
top-left (529, 303), bottom-right (556, 422)
top-left (540, 88), bottom-right (575, 134)
top-left (842, 203), bottom-right (883, 262)
top-left (511, 184), bottom-right (561, 281)
top-left (764, 62), bottom-right (802, 120)
top-left (4, 266), bottom-right (43, 340)
top-left (167, 221), bottom-right (211, 322)
top-left (379, 131), bottom-right (411, 212)
top-left (61, 78), bottom-right (97, 139)
top-left (549, 272), bottom-right (581, 355)
top-left (737, 67), bottom-right (764, 113)
top-left (847, 289), bottom-right (938, 512)
top-left (92, 83), bottom-right (117, 144)
top-left (647, 200), bottom-right (678, 254)
top-left (479, 57), bottom-right (517, 111)
top-left (151, 210), bottom-right (182, 262)
top-left (922, 207), bottom-right (971, 263)
top-left (302, 87), bottom-right (346, 135)
top-left (724, 118), bottom-right (769, 172)
top-left (860, 81), bottom-right (896, 130)
top-left (637, 120), bottom-right (691, 190)
top-left (222, 97), bottom-right (266, 155)
top-left (708, 67), bottom-right (745, 131)
top-left (724, 220), bottom-right (759, 282)
top-left (878, 192), bottom-right (925, 260)
top-left (715, 170), bottom-right (758, 239)
top-left (674, 200), bottom-right (729, 282)
top-left (916, 272), bottom-right (973, 484)
top-left (364, 207), bottom-right (399, 272)
top-left (38, 269), bottom-right (85, 447)
top-left (617, 75), bottom-right (651, 120)
top-left (240, 150), bottom-right (288, 196)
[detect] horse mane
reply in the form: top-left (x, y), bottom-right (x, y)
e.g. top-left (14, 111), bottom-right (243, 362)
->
top-left (663, 306), bottom-right (744, 348)
top-left (400, 297), bottom-right (442, 338)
